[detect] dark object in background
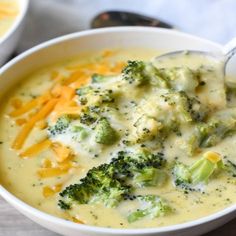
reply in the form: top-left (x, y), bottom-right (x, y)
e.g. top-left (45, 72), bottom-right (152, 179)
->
top-left (91, 11), bottom-right (173, 29)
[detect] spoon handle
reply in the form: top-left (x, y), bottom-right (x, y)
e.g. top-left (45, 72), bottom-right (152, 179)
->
top-left (223, 38), bottom-right (236, 64)
top-left (91, 11), bottom-right (173, 29)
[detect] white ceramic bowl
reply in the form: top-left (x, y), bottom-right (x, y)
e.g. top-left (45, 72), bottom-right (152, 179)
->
top-left (0, 27), bottom-right (236, 236)
top-left (0, 0), bottom-right (29, 66)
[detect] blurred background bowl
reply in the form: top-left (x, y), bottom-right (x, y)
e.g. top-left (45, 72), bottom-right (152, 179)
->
top-left (0, 0), bottom-right (29, 66)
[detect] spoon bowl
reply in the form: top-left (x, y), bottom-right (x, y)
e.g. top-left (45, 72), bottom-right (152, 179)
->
top-left (152, 44), bottom-right (236, 87)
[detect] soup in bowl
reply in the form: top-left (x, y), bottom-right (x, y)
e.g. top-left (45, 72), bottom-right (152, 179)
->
top-left (0, 27), bottom-right (236, 236)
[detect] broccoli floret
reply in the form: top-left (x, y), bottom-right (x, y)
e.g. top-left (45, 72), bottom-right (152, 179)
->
top-left (62, 172), bottom-right (129, 208)
top-left (122, 61), bottom-right (201, 91)
top-left (110, 150), bottom-right (166, 179)
top-left (59, 162), bottom-right (131, 208)
top-left (58, 160), bottom-right (127, 209)
top-left (127, 195), bottom-right (172, 223)
top-left (76, 86), bottom-right (115, 106)
top-left (79, 113), bottom-right (98, 125)
top-left (199, 118), bottom-right (236, 147)
top-left (134, 115), bottom-right (163, 142)
top-left (95, 118), bottom-right (118, 145)
top-left (78, 105), bottom-right (101, 125)
top-left (172, 163), bottom-right (191, 187)
top-left (79, 109), bottom-right (99, 125)
top-left (161, 91), bottom-right (206, 123)
top-left (172, 151), bottom-right (223, 191)
top-left (122, 60), bottom-right (171, 88)
top-left (48, 115), bottom-right (71, 136)
top-left (58, 150), bottom-right (167, 210)
top-left (76, 86), bottom-right (93, 105)
top-left (90, 185), bottom-right (128, 207)
top-left (122, 61), bottom-right (148, 86)
top-left (157, 67), bottom-right (199, 93)
top-left (58, 200), bottom-right (71, 210)
top-left (188, 116), bottom-right (236, 154)
top-left (122, 60), bottom-right (168, 87)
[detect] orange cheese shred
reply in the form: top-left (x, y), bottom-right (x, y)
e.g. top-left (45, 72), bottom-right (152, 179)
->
top-left (42, 186), bottom-right (55, 197)
top-left (20, 139), bottom-right (52, 158)
top-left (51, 84), bottom-right (63, 97)
top-left (63, 70), bottom-right (86, 85)
top-left (95, 64), bottom-right (110, 74)
top-left (36, 120), bottom-right (48, 130)
top-left (15, 118), bottom-right (27, 126)
top-left (37, 168), bottom-right (68, 178)
top-left (9, 92), bottom-right (52, 117)
top-left (52, 142), bottom-right (72, 163)
top-left (60, 86), bottom-right (75, 100)
top-left (42, 159), bottom-right (53, 168)
top-left (50, 98), bottom-right (80, 122)
top-left (12, 99), bottom-right (58, 150)
top-left (37, 164), bottom-right (71, 178)
top-left (43, 184), bottom-right (62, 197)
top-left (11, 98), bottom-right (22, 109)
top-left (58, 161), bottom-right (73, 170)
top-left (71, 77), bottom-right (90, 89)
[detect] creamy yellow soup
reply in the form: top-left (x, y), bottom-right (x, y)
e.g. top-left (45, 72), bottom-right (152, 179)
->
top-left (0, 49), bottom-right (236, 229)
top-left (0, 0), bottom-right (18, 38)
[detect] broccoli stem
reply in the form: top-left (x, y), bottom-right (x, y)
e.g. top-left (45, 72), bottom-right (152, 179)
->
top-left (173, 151), bottom-right (223, 190)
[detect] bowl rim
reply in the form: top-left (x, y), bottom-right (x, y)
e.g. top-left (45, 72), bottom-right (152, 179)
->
top-left (0, 0), bottom-right (29, 45)
top-left (0, 26), bottom-right (235, 235)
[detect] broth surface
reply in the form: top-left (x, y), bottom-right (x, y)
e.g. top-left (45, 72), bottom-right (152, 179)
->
top-left (0, 49), bottom-right (236, 228)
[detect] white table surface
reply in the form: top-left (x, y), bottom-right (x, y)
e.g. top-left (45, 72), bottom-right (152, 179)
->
top-left (2, 0), bottom-right (236, 235)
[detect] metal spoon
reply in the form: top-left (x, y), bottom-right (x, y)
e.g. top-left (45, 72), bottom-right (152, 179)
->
top-left (91, 11), bottom-right (173, 29)
top-left (151, 41), bottom-right (236, 88)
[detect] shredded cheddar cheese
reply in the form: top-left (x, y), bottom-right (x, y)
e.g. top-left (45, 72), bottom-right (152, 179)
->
top-left (20, 139), bottom-right (52, 158)
top-left (12, 99), bottom-right (58, 149)
top-left (52, 142), bottom-right (72, 163)
top-left (9, 92), bottom-right (52, 117)
top-left (10, 50), bottom-right (125, 183)
top-left (203, 151), bottom-right (222, 163)
top-left (43, 184), bottom-right (62, 197)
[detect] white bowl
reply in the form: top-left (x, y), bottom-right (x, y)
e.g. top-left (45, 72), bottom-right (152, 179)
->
top-left (0, 0), bottom-right (29, 66)
top-left (0, 27), bottom-right (236, 236)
